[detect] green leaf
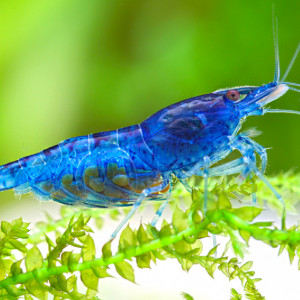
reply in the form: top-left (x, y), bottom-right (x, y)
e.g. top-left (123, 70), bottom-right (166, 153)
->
top-left (80, 269), bottom-right (99, 290)
top-left (197, 230), bottom-right (209, 239)
top-left (95, 217), bottom-right (104, 229)
top-left (115, 260), bottom-right (135, 283)
top-left (102, 241), bottom-right (112, 259)
top-left (191, 188), bottom-right (202, 204)
top-left (232, 241), bottom-right (245, 258)
top-left (230, 288), bottom-right (242, 300)
top-left (119, 225), bottom-right (137, 250)
top-left (25, 279), bottom-right (47, 300)
top-left (91, 264), bottom-right (112, 278)
top-left (44, 234), bottom-right (55, 249)
top-left (172, 206), bottom-right (188, 232)
top-left (86, 288), bottom-right (98, 297)
top-left (66, 275), bottom-right (77, 292)
top-left (60, 206), bottom-right (72, 217)
top-left (207, 245), bottom-right (218, 257)
top-left (3, 284), bottom-right (25, 297)
top-left (68, 253), bottom-right (81, 272)
top-left (25, 247), bottom-right (43, 271)
top-left (10, 259), bottom-right (23, 276)
top-left (9, 239), bottom-right (28, 253)
top-left (160, 223), bottom-right (173, 238)
top-left (1, 221), bottom-right (12, 234)
top-left (151, 249), bottom-right (165, 261)
top-left (2, 259), bottom-right (12, 274)
top-left (82, 235), bottom-right (96, 262)
top-left (109, 209), bottom-right (121, 220)
top-left (185, 247), bottom-right (202, 257)
top-left (49, 276), bottom-right (60, 291)
top-left (191, 210), bottom-right (202, 224)
top-left (218, 192), bottom-right (232, 209)
top-left (0, 258), bottom-right (6, 280)
top-left (181, 259), bottom-right (193, 272)
top-left (61, 251), bottom-right (71, 266)
top-left (287, 245), bottom-right (295, 264)
top-left (252, 221), bottom-right (273, 227)
top-left (229, 268), bottom-right (239, 280)
top-left (231, 207), bottom-right (263, 222)
top-left (240, 261), bottom-right (253, 272)
top-left (73, 214), bottom-right (84, 229)
top-left (137, 225), bottom-right (151, 245)
top-left (239, 229), bottom-right (251, 244)
top-left (71, 231), bottom-right (86, 237)
top-left (11, 218), bottom-right (23, 228)
top-left (181, 292), bottom-right (194, 300)
top-left (229, 258), bottom-right (238, 264)
top-left (56, 274), bottom-right (68, 292)
top-left (174, 240), bottom-right (192, 255)
top-left (240, 180), bottom-right (257, 194)
top-left (246, 271), bottom-right (255, 277)
top-left (83, 224), bottom-right (93, 233)
top-left (136, 252), bottom-right (151, 268)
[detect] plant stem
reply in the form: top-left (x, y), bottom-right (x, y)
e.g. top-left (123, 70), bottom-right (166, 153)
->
top-left (1, 210), bottom-right (300, 288)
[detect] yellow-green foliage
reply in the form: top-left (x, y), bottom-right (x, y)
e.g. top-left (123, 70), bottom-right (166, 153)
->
top-left (1, 173), bottom-right (300, 299)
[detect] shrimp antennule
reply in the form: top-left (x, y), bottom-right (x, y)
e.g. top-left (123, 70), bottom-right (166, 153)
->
top-left (280, 43), bottom-right (300, 83)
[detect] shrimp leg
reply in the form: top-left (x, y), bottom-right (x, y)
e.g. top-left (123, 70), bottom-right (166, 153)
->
top-left (203, 156), bottom-right (210, 215)
top-left (111, 179), bottom-right (170, 239)
top-left (239, 134), bottom-right (268, 173)
top-left (110, 193), bottom-right (147, 239)
top-left (238, 135), bottom-right (268, 204)
top-left (179, 157), bottom-right (247, 194)
top-left (181, 154), bottom-right (260, 205)
top-left (177, 155), bottom-right (212, 214)
top-left (203, 155), bottom-right (219, 253)
top-left (232, 135), bottom-right (286, 228)
top-left (150, 198), bottom-right (169, 226)
top-left (198, 157), bottom-right (246, 177)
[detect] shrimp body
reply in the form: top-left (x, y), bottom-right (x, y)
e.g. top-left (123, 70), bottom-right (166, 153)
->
top-left (0, 87), bottom-right (246, 205)
top-left (0, 82), bottom-right (296, 207)
top-left (0, 125), bottom-right (166, 207)
top-left (0, 41), bottom-right (299, 237)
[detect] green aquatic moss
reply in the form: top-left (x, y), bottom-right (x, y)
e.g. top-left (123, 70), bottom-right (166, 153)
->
top-left (0, 173), bottom-right (300, 299)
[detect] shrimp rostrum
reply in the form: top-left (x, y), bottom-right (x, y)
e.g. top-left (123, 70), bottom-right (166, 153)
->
top-left (0, 42), bottom-right (299, 238)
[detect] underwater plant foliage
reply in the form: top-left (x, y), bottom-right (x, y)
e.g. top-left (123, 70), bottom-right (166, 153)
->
top-left (0, 173), bottom-right (300, 299)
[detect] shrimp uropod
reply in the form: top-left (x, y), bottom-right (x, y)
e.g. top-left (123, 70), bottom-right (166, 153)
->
top-left (0, 36), bottom-right (299, 238)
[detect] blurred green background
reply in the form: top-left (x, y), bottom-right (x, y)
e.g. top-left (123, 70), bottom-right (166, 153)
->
top-left (0, 0), bottom-right (299, 208)
top-left (0, 1), bottom-right (299, 299)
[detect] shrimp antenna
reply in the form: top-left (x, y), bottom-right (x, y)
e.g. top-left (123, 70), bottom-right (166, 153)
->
top-left (284, 82), bottom-right (300, 87)
top-left (280, 43), bottom-right (300, 83)
top-left (288, 86), bottom-right (300, 93)
top-left (272, 9), bottom-right (280, 83)
top-left (265, 108), bottom-right (300, 116)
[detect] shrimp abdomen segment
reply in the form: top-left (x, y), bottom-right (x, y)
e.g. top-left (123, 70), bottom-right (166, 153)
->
top-left (0, 160), bottom-right (28, 191)
top-left (0, 146), bottom-right (61, 193)
top-left (1, 126), bottom-right (168, 207)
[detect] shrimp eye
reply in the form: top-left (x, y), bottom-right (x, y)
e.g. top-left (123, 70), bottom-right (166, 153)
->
top-left (226, 90), bottom-right (240, 101)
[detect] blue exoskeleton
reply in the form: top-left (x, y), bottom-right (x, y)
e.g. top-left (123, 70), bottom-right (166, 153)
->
top-left (0, 39), bottom-right (299, 238)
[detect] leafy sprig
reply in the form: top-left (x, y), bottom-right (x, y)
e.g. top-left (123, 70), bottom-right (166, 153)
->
top-left (0, 173), bottom-right (300, 299)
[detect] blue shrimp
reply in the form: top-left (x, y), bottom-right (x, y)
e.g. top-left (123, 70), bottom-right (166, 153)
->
top-left (0, 40), bottom-right (299, 238)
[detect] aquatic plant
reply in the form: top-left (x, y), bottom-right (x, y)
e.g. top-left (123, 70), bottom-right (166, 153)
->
top-left (0, 173), bottom-right (300, 299)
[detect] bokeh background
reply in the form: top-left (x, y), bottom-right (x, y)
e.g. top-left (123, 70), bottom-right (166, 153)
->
top-left (0, 0), bottom-right (299, 299)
